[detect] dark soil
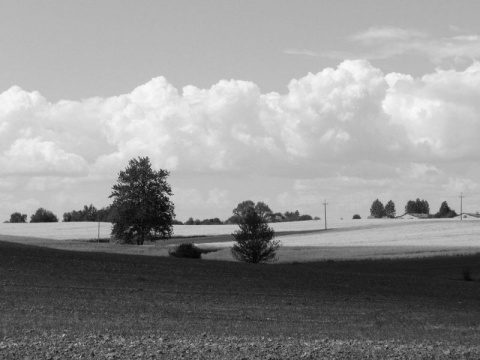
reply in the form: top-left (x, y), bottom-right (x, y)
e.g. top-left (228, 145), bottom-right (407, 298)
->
top-left (1, 239), bottom-right (480, 358)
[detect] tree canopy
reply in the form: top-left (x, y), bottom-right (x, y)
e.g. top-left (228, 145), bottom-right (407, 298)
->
top-left (109, 156), bottom-right (175, 245)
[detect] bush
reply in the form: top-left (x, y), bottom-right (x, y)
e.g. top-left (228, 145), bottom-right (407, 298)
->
top-left (352, 214), bottom-right (361, 219)
top-left (169, 243), bottom-right (203, 259)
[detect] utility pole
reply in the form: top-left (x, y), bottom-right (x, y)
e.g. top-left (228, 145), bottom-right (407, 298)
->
top-left (459, 192), bottom-right (465, 221)
top-left (323, 199), bottom-right (328, 230)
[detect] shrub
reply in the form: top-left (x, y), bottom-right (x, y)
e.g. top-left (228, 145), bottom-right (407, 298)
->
top-left (169, 243), bottom-right (202, 259)
top-left (352, 214), bottom-right (361, 219)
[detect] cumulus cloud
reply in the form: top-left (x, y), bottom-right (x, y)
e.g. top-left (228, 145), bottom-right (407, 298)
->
top-left (1, 59), bottom-right (480, 219)
top-left (384, 62), bottom-right (480, 159)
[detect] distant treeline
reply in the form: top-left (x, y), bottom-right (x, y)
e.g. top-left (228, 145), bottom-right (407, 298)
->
top-left (370, 198), bottom-right (463, 219)
top-left (8, 201), bottom-right (317, 225)
top-left (178, 200), bottom-right (318, 225)
top-left (63, 205), bottom-right (115, 222)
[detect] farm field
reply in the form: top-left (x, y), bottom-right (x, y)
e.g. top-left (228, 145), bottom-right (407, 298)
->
top-left (1, 218), bottom-right (479, 262)
top-left (1, 239), bottom-right (480, 358)
top-left (0, 218), bottom-right (429, 240)
top-left (202, 218), bottom-right (480, 262)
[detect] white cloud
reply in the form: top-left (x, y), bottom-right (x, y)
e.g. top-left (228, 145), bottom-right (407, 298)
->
top-left (1, 59), bottom-right (480, 220)
top-left (349, 27), bottom-right (428, 43)
top-left (384, 62), bottom-right (480, 159)
top-left (0, 138), bottom-right (88, 175)
top-left (287, 26), bottom-right (480, 66)
top-left (350, 26), bottom-right (480, 65)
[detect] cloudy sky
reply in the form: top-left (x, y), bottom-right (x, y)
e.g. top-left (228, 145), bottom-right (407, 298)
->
top-left (1, 0), bottom-right (480, 222)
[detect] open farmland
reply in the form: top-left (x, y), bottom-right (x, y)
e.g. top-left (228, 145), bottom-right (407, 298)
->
top-left (0, 222), bottom-right (114, 240)
top-left (1, 239), bottom-right (480, 358)
top-left (202, 218), bottom-right (480, 262)
top-left (0, 219), bottom-right (335, 240)
top-left (1, 218), bottom-right (479, 263)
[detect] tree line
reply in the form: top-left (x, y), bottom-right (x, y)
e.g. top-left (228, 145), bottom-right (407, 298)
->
top-left (6, 205), bottom-right (115, 223)
top-left (6, 201), bottom-right (316, 225)
top-left (369, 198), bottom-right (459, 218)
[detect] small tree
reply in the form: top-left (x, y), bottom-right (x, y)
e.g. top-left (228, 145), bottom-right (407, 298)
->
top-left (370, 199), bottom-right (386, 218)
top-left (109, 156), bottom-right (175, 245)
top-left (30, 208), bottom-right (58, 223)
top-left (385, 200), bottom-right (396, 218)
top-left (9, 212), bottom-right (27, 223)
top-left (231, 209), bottom-right (280, 264)
top-left (352, 214), bottom-right (361, 219)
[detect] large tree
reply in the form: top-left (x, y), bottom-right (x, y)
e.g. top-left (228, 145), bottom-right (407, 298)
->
top-left (384, 200), bottom-right (396, 218)
top-left (231, 209), bottom-right (280, 264)
top-left (405, 200), bottom-right (416, 214)
top-left (109, 156), bottom-right (175, 245)
top-left (370, 199), bottom-right (386, 218)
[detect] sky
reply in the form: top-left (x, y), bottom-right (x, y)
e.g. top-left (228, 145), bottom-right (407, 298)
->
top-left (1, 0), bottom-right (480, 222)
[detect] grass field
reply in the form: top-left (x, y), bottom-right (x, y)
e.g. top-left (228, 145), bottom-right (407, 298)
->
top-left (1, 218), bottom-right (479, 263)
top-left (1, 239), bottom-right (480, 358)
